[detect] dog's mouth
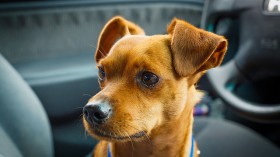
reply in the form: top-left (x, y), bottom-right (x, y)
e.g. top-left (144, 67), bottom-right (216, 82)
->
top-left (92, 128), bottom-right (147, 140)
top-left (83, 116), bottom-right (148, 141)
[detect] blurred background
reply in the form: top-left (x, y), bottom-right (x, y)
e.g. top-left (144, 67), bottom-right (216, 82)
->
top-left (0, 0), bottom-right (280, 157)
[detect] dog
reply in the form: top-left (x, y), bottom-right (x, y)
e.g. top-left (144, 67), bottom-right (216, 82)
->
top-left (83, 16), bottom-right (227, 157)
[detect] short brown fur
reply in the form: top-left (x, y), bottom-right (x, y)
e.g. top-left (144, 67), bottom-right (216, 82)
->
top-left (83, 16), bottom-right (227, 157)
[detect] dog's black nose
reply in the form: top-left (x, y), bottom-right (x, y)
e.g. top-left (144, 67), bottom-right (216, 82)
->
top-left (83, 102), bottom-right (112, 124)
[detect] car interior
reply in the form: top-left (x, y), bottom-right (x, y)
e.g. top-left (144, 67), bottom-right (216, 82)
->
top-left (0, 0), bottom-right (280, 157)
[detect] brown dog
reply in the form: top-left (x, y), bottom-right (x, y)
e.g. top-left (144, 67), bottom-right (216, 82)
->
top-left (83, 16), bottom-right (227, 157)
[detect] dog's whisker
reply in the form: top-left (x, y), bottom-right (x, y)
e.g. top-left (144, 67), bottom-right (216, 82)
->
top-left (137, 128), bottom-right (151, 145)
top-left (107, 125), bottom-right (115, 141)
top-left (90, 44), bottom-right (107, 58)
top-left (89, 44), bottom-right (96, 49)
top-left (82, 93), bottom-right (93, 97)
top-left (78, 113), bottom-right (84, 118)
top-left (132, 118), bottom-right (149, 125)
top-left (99, 49), bottom-right (106, 58)
top-left (142, 131), bottom-right (152, 145)
top-left (124, 130), bottom-right (135, 157)
top-left (84, 129), bottom-right (89, 139)
top-left (114, 127), bottom-right (124, 138)
top-left (74, 106), bottom-right (84, 110)
top-left (99, 45), bottom-right (107, 57)
top-left (113, 131), bottom-right (118, 140)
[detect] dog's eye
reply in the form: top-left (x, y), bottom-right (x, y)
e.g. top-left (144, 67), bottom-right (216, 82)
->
top-left (141, 71), bottom-right (159, 87)
top-left (98, 66), bottom-right (106, 82)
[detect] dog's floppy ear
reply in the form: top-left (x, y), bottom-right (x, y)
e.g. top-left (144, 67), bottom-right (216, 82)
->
top-left (167, 18), bottom-right (227, 76)
top-left (95, 16), bottom-right (145, 63)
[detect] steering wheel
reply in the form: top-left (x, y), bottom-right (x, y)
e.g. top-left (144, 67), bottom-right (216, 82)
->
top-left (201, 0), bottom-right (280, 123)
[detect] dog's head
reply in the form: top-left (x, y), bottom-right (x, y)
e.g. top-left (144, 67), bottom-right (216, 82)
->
top-left (83, 16), bottom-right (227, 142)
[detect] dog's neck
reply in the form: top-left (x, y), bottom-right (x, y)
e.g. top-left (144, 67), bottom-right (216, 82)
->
top-left (110, 86), bottom-right (200, 157)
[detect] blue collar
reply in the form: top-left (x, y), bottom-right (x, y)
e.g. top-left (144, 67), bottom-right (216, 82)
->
top-left (108, 135), bottom-right (195, 157)
top-left (108, 144), bottom-right (111, 157)
top-left (190, 135), bottom-right (195, 157)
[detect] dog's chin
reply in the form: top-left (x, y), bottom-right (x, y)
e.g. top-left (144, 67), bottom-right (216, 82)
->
top-left (93, 130), bottom-right (146, 142)
top-left (85, 125), bottom-right (147, 142)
